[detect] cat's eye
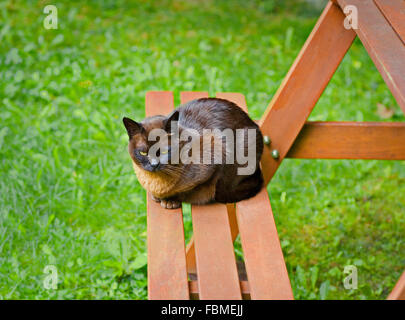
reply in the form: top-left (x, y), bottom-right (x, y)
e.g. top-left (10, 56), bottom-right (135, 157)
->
top-left (161, 150), bottom-right (168, 154)
top-left (139, 151), bottom-right (147, 156)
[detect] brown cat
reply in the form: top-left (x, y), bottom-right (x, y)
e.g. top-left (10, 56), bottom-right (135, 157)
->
top-left (123, 98), bottom-right (263, 209)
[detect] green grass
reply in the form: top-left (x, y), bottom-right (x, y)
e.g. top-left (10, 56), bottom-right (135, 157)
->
top-left (0, 0), bottom-right (404, 299)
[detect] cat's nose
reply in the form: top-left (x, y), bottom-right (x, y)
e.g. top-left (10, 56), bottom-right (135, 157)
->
top-left (150, 158), bottom-right (159, 169)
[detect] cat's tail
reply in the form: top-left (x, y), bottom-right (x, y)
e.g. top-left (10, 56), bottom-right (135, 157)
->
top-left (215, 167), bottom-right (264, 204)
top-left (236, 167), bottom-right (264, 201)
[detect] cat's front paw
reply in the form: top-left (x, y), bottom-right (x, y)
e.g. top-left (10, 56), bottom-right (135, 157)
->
top-left (160, 199), bottom-right (181, 210)
top-left (151, 194), bottom-right (161, 203)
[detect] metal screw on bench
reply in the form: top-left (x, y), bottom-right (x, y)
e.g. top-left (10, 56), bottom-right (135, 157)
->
top-left (271, 149), bottom-right (280, 159)
top-left (263, 135), bottom-right (271, 145)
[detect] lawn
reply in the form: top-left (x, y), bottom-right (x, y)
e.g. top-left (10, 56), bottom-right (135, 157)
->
top-left (0, 0), bottom-right (404, 299)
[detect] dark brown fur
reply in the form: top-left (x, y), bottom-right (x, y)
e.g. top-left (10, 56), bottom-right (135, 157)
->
top-left (123, 98), bottom-right (263, 209)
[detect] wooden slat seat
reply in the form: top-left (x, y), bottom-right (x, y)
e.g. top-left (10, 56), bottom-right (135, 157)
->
top-left (216, 93), bottom-right (292, 299)
top-left (237, 188), bottom-right (293, 299)
top-left (191, 203), bottom-right (242, 299)
top-left (145, 91), bottom-right (292, 299)
top-left (180, 92), bottom-right (242, 300)
top-left (145, 0), bottom-right (405, 300)
top-left (146, 92), bottom-right (189, 300)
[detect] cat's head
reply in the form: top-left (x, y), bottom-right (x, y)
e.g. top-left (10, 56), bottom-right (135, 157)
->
top-left (123, 110), bottom-right (180, 174)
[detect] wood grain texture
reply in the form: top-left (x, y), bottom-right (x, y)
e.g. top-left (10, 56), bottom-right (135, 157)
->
top-left (145, 91), bottom-right (175, 118)
top-left (184, 92), bottom-right (293, 299)
top-left (145, 91), bottom-right (189, 300)
top-left (259, 2), bottom-right (356, 185)
top-left (185, 239), bottom-right (197, 275)
top-left (179, 92), bottom-right (210, 275)
top-left (224, 92), bottom-right (294, 299)
top-left (236, 187), bottom-right (293, 299)
top-left (180, 91), bottom-right (241, 299)
top-left (180, 91), bottom-right (209, 104)
top-left (191, 203), bottom-right (242, 299)
top-left (184, 91), bottom-right (249, 276)
top-left (189, 280), bottom-right (251, 299)
top-left (338, 0), bottom-right (405, 112)
top-left (216, 92), bottom-right (248, 112)
top-left (215, 93), bottom-right (249, 257)
top-left (388, 270), bottom-right (405, 300)
top-left (217, 93), bottom-right (291, 299)
top-left (374, 0), bottom-right (405, 44)
top-left (226, 204), bottom-right (240, 244)
top-left (287, 121), bottom-right (405, 159)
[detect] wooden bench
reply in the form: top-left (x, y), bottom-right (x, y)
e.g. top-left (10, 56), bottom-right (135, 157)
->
top-left (146, 91), bottom-right (292, 300)
top-left (146, 0), bottom-right (405, 300)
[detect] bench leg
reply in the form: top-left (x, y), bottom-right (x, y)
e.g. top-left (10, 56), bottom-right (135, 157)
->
top-left (388, 270), bottom-right (405, 300)
top-left (259, 1), bottom-right (356, 184)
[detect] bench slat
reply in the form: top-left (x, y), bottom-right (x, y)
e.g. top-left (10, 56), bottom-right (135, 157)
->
top-left (217, 93), bottom-right (292, 299)
top-left (216, 92), bottom-right (248, 111)
top-left (191, 203), bottom-right (242, 299)
top-left (183, 92), bottom-right (244, 278)
top-left (236, 188), bottom-right (293, 299)
top-left (218, 92), bottom-right (292, 299)
top-left (189, 280), bottom-right (251, 300)
top-left (180, 91), bottom-right (209, 103)
top-left (215, 92), bottom-right (248, 247)
top-left (180, 91), bottom-right (241, 299)
top-left (179, 92), bottom-right (210, 275)
top-left (145, 91), bottom-right (189, 300)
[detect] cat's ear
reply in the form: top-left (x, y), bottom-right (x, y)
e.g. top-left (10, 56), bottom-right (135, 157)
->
top-left (123, 117), bottom-right (143, 138)
top-left (164, 110), bottom-right (179, 132)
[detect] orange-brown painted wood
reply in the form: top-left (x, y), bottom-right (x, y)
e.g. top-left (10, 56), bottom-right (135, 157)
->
top-left (188, 204), bottom-right (239, 274)
top-left (338, 0), bottom-right (405, 113)
top-left (145, 91), bottom-right (189, 300)
top-left (213, 92), bottom-right (252, 247)
top-left (185, 239), bottom-right (197, 275)
top-left (225, 204), bottom-right (240, 244)
top-left (144, 0), bottom-right (405, 300)
top-left (184, 91), bottom-right (248, 276)
top-left (287, 121), bottom-right (405, 160)
top-left (182, 91), bottom-right (293, 300)
top-left (259, 1), bottom-right (356, 185)
top-left (189, 280), bottom-right (251, 300)
top-left (180, 91), bottom-right (209, 103)
top-left (145, 91), bottom-right (175, 118)
top-left (388, 270), bottom-right (405, 300)
top-left (191, 203), bottom-right (242, 299)
top-left (236, 187), bottom-right (293, 299)
top-left (374, 0), bottom-right (405, 44)
top-left (224, 85), bottom-right (293, 299)
top-left (216, 92), bottom-right (248, 111)
top-left (215, 92), bottom-right (249, 246)
top-left (180, 91), bottom-right (241, 299)
top-left (179, 92), bottom-right (210, 275)
top-left (225, 91), bottom-right (294, 299)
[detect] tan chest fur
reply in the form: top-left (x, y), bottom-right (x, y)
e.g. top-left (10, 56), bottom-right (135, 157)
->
top-left (132, 163), bottom-right (180, 198)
